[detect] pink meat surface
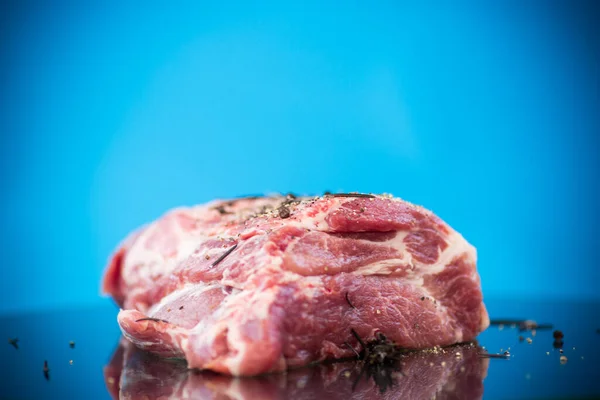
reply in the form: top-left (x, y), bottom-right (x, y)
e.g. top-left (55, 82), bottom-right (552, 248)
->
top-left (102, 194), bottom-right (489, 376)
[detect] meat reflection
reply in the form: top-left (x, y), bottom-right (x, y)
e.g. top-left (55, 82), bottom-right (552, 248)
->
top-left (105, 339), bottom-right (488, 400)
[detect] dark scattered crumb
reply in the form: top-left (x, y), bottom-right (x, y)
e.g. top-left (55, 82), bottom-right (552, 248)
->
top-left (420, 297), bottom-right (425, 301)
top-left (278, 206), bottom-right (291, 219)
top-left (213, 205), bottom-right (232, 215)
top-left (69, 341), bottom-right (75, 349)
top-left (490, 319), bottom-right (523, 325)
top-left (8, 338), bottom-right (19, 349)
top-left (349, 329), bottom-right (407, 394)
top-left (518, 336), bottom-right (524, 342)
top-left (179, 306), bottom-right (184, 310)
top-left (479, 352), bottom-right (510, 359)
top-left (553, 339), bottom-right (564, 349)
top-left (43, 361), bottom-right (50, 381)
top-left (553, 330), bottom-right (564, 340)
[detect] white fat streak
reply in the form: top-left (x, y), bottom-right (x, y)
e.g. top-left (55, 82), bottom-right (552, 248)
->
top-left (185, 288), bottom-right (279, 375)
top-left (146, 282), bottom-right (212, 315)
top-left (285, 198), bottom-right (345, 231)
top-left (223, 289), bottom-right (279, 375)
top-left (342, 225), bottom-right (476, 343)
top-left (122, 212), bottom-right (212, 287)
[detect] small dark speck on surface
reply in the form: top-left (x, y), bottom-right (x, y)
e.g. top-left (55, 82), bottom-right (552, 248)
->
top-left (179, 306), bottom-right (184, 310)
top-left (278, 207), bottom-right (291, 219)
top-left (480, 353), bottom-right (510, 359)
top-left (43, 360), bottom-right (50, 381)
top-left (8, 337), bottom-right (19, 349)
top-left (553, 330), bottom-right (564, 340)
top-left (69, 341), bottom-right (75, 349)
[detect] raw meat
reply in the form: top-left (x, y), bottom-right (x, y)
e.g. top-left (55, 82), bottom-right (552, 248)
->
top-left (102, 194), bottom-right (489, 376)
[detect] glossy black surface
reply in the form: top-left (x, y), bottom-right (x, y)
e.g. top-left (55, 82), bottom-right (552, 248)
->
top-left (1, 299), bottom-right (599, 399)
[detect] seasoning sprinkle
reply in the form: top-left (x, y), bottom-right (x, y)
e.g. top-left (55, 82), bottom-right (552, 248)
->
top-left (278, 206), bottom-right (291, 219)
top-left (213, 205), bottom-right (232, 215)
top-left (135, 317), bottom-right (170, 323)
top-left (69, 341), bottom-right (75, 349)
top-left (480, 353), bottom-right (510, 359)
top-left (179, 306), bottom-right (184, 310)
top-left (345, 292), bottom-right (356, 309)
top-left (43, 360), bottom-right (50, 381)
top-left (8, 338), bottom-right (18, 349)
top-left (211, 244), bottom-right (238, 267)
top-left (348, 329), bottom-right (407, 394)
top-left (553, 330), bottom-right (564, 340)
top-left (328, 193), bottom-right (376, 198)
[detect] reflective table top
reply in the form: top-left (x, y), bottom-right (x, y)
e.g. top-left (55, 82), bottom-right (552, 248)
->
top-left (1, 298), bottom-right (599, 399)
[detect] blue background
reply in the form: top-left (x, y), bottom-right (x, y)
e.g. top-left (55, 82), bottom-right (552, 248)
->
top-left (1, 1), bottom-right (598, 314)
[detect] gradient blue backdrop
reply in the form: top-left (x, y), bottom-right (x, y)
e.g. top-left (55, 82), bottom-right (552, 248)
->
top-left (1, 1), bottom-right (598, 314)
